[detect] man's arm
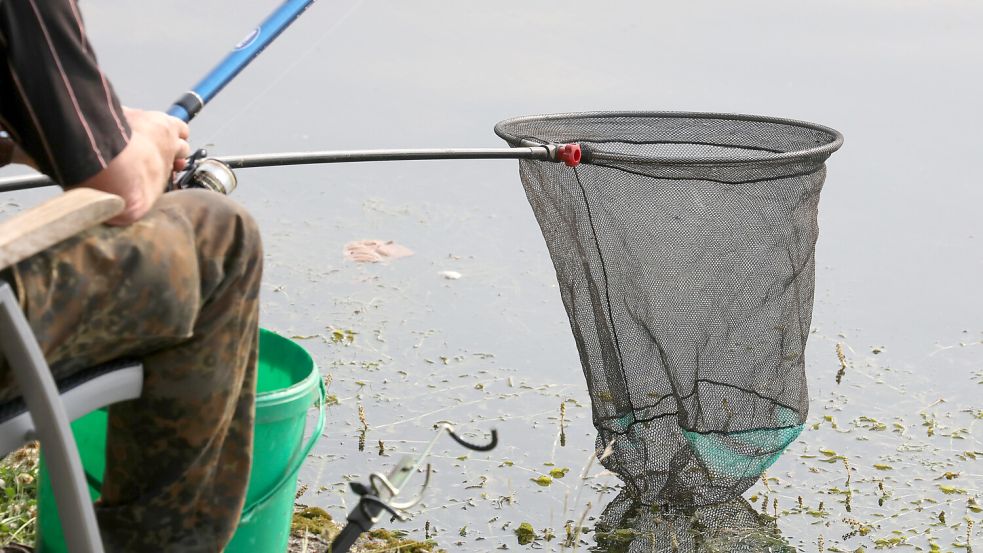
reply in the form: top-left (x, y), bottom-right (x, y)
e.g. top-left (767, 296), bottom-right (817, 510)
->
top-left (80, 107), bottom-right (189, 225)
top-left (0, 0), bottom-right (188, 225)
top-left (0, 0), bottom-right (130, 185)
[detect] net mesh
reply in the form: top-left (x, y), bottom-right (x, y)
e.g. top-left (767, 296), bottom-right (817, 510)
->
top-left (495, 112), bottom-right (842, 506)
top-left (594, 491), bottom-right (793, 552)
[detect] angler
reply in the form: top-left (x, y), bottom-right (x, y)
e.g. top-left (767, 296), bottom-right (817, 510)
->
top-left (0, 0), bottom-right (844, 551)
top-left (0, 1), bottom-right (262, 551)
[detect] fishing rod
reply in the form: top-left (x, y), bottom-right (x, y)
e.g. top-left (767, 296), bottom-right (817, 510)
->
top-left (0, 143), bottom-right (583, 194)
top-left (167, 0), bottom-right (319, 122)
top-left (0, 0), bottom-right (319, 193)
top-left (0, 0), bottom-right (585, 194)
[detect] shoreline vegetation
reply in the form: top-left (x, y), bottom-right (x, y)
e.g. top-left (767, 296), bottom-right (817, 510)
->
top-left (0, 443), bottom-right (444, 553)
top-left (0, 442), bottom-right (38, 547)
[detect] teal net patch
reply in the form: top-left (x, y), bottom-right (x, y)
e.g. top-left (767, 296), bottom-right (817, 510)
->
top-left (683, 424), bottom-right (803, 480)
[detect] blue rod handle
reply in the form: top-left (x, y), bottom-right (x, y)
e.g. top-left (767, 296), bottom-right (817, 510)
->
top-left (167, 0), bottom-right (318, 122)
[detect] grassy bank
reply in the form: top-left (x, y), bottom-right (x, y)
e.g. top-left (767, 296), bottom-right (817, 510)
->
top-left (0, 443), bottom-right (39, 547)
top-left (0, 444), bottom-right (442, 553)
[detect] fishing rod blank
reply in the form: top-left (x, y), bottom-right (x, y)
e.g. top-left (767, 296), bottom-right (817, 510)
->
top-left (167, 0), bottom-right (319, 122)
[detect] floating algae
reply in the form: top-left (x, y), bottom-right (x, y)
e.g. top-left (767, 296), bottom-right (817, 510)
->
top-left (363, 529), bottom-right (442, 553)
top-left (549, 467), bottom-right (570, 479)
top-left (531, 475), bottom-right (553, 487)
top-left (288, 512), bottom-right (445, 553)
top-left (514, 522), bottom-right (537, 545)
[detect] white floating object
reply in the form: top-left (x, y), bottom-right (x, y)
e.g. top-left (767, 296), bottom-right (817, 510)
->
top-left (439, 270), bottom-right (462, 280)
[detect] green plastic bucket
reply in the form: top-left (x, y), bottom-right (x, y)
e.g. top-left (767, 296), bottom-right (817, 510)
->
top-left (36, 328), bottom-right (326, 553)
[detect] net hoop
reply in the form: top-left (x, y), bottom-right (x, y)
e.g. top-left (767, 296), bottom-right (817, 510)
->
top-left (494, 110), bottom-right (843, 167)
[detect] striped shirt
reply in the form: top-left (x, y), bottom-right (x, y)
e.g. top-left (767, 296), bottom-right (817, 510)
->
top-left (0, 0), bottom-right (130, 186)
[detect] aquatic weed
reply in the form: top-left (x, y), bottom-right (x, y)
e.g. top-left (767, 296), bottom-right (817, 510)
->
top-left (0, 443), bottom-right (39, 547)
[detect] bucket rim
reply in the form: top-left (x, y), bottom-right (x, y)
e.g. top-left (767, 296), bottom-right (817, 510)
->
top-left (255, 362), bottom-right (320, 408)
top-left (256, 329), bottom-right (318, 410)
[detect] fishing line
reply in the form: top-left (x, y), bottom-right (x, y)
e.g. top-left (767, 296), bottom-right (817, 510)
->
top-left (201, 0), bottom-right (365, 143)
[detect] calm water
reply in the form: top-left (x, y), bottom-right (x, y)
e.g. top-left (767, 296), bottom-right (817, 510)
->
top-left (2, 1), bottom-right (980, 550)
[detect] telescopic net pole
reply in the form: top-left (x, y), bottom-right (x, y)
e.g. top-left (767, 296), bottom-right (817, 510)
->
top-left (0, 144), bottom-right (581, 193)
top-left (217, 145), bottom-right (561, 169)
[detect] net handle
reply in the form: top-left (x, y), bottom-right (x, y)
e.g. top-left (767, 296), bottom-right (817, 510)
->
top-left (0, 143), bottom-right (583, 193)
top-left (216, 144), bottom-right (581, 169)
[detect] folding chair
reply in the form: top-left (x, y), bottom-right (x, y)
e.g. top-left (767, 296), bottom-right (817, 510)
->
top-left (0, 188), bottom-right (144, 553)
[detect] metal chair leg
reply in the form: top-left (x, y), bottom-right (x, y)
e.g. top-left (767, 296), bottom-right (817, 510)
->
top-left (0, 283), bottom-right (104, 553)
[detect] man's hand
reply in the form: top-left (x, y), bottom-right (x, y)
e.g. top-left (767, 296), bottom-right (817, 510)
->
top-left (78, 108), bottom-right (190, 226)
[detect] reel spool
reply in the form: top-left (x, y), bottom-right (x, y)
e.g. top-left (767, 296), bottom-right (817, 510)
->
top-left (190, 158), bottom-right (237, 195)
top-left (174, 149), bottom-right (237, 195)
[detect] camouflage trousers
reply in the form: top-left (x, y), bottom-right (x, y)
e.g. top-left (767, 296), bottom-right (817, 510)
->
top-left (0, 189), bottom-right (262, 552)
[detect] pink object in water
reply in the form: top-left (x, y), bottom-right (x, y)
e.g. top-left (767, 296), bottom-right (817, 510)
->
top-left (343, 240), bottom-right (414, 263)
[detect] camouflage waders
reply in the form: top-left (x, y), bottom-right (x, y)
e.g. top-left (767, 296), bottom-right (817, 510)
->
top-left (0, 189), bottom-right (262, 552)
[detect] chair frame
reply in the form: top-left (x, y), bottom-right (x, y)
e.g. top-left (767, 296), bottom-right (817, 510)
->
top-left (0, 188), bottom-right (139, 553)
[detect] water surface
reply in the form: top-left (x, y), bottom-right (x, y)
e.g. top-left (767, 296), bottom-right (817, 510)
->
top-left (1, 1), bottom-right (980, 550)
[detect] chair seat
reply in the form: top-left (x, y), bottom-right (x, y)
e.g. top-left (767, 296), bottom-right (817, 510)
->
top-left (0, 359), bottom-right (143, 455)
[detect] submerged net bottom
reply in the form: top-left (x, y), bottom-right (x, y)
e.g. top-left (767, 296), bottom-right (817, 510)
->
top-left (517, 158), bottom-right (824, 506)
top-left (595, 490), bottom-right (793, 552)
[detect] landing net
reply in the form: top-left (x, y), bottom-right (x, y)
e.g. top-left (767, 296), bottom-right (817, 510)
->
top-left (495, 111), bottom-right (843, 505)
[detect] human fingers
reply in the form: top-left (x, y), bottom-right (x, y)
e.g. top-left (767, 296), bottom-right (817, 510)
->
top-left (162, 116), bottom-right (191, 169)
top-left (124, 108), bottom-right (187, 141)
top-left (173, 139), bottom-right (190, 171)
top-left (122, 108), bottom-right (190, 183)
top-left (154, 114), bottom-right (189, 161)
top-left (170, 117), bottom-right (190, 140)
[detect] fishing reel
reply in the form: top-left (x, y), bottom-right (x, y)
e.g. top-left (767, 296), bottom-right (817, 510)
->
top-left (172, 148), bottom-right (238, 195)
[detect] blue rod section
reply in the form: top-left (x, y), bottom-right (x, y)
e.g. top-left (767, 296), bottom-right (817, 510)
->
top-left (167, 0), bottom-right (318, 122)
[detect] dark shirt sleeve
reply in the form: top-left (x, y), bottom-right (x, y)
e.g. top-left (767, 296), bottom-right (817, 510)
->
top-left (0, 0), bottom-right (130, 186)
